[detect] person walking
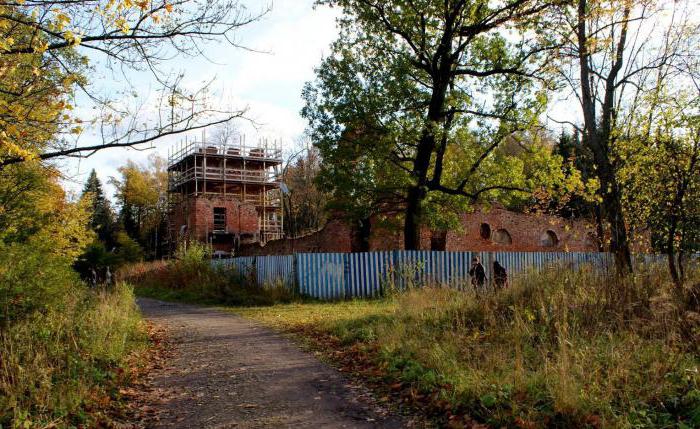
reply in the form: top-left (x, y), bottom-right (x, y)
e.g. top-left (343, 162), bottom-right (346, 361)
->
top-left (469, 256), bottom-right (486, 290)
top-left (90, 267), bottom-right (98, 288)
top-left (493, 261), bottom-right (509, 289)
top-left (105, 266), bottom-right (112, 288)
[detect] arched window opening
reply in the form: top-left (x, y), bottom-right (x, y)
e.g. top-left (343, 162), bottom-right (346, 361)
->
top-left (492, 229), bottom-right (512, 245)
top-left (540, 230), bottom-right (559, 247)
top-left (480, 223), bottom-right (491, 240)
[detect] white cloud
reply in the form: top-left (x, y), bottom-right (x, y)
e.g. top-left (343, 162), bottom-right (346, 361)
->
top-left (62, 0), bottom-right (340, 199)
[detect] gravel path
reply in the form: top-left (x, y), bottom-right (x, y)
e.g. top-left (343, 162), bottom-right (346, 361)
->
top-left (137, 298), bottom-right (410, 428)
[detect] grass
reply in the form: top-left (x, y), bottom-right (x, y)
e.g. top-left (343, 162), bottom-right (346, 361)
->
top-left (0, 282), bottom-right (148, 428)
top-left (228, 265), bottom-right (700, 428)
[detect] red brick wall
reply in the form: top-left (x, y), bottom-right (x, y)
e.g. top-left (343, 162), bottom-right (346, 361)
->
top-left (446, 207), bottom-right (597, 252)
top-left (191, 197), bottom-right (259, 238)
top-left (169, 196), bottom-right (259, 249)
top-left (237, 208), bottom-right (600, 256)
top-left (237, 218), bottom-right (353, 256)
top-left (367, 220), bottom-right (432, 251)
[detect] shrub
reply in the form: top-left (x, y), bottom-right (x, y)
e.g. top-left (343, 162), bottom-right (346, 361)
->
top-left (0, 242), bottom-right (80, 325)
top-left (114, 231), bottom-right (144, 264)
top-left (0, 243), bottom-right (145, 427)
top-left (120, 243), bottom-right (293, 306)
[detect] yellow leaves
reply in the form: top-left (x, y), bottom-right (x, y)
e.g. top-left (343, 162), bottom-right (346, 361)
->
top-left (164, 3), bottom-right (173, 12)
top-left (114, 17), bottom-right (130, 34)
top-left (29, 194), bottom-right (95, 262)
top-left (33, 40), bottom-right (49, 53)
top-left (0, 37), bottom-right (15, 52)
top-left (1, 139), bottom-right (37, 161)
top-left (63, 30), bottom-right (82, 46)
top-left (55, 12), bottom-right (71, 26)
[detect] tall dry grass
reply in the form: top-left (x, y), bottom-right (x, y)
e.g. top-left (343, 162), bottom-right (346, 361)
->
top-left (368, 264), bottom-right (700, 427)
top-left (0, 283), bottom-right (145, 427)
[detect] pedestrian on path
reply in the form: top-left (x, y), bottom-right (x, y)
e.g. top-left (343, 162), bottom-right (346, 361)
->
top-left (469, 256), bottom-right (486, 290)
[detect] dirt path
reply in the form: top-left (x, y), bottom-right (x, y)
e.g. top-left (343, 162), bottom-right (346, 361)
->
top-left (137, 298), bottom-right (411, 428)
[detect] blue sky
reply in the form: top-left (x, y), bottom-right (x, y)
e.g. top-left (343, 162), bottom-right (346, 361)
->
top-left (63, 0), bottom-right (340, 198)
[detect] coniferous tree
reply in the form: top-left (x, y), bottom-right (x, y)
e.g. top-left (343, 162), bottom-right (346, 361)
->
top-left (81, 169), bottom-right (115, 248)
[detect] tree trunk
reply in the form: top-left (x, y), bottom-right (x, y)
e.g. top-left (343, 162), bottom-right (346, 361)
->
top-left (599, 162), bottom-right (632, 275)
top-left (404, 185), bottom-right (425, 250)
top-left (594, 204), bottom-right (605, 251)
top-left (353, 217), bottom-right (371, 252)
top-left (403, 75), bottom-right (449, 250)
top-left (666, 214), bottom-right (682, 288)
top-left (576, 0), bottom-right (633, 275)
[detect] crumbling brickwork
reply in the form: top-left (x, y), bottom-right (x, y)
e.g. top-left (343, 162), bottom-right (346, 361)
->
top-left (238, 218), bottom-right (353, 256)
top-left (446, 207), bottom-right (598, 252)
top-left (237, 207), bottom-right (600, 256)
top-left (170, 195), bottom-right (260, 252)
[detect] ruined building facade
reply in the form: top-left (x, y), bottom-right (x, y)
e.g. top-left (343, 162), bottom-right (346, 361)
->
top-left (238, 206), bottom-right (603, 256)
top-left (167, 138), bottom-right (283, 255)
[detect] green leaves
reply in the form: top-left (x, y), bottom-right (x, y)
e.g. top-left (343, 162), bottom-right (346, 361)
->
top-left (304, 0), bottom-right (557, 231)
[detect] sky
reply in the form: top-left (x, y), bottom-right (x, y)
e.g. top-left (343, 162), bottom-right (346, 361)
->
top-left (62, 0), bottom-right (340, 198)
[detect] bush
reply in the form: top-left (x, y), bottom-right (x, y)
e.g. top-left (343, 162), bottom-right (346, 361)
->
top-left (73, 240), bottom-right (120, 280)
top-left (0, 243), bottom-right (145, 427)
top-left (120, 242), bottom-right (293, 306)
top-left (0, 242), bottom-right (80, 325)
top-left (114, 231), bottom-right (144, 264)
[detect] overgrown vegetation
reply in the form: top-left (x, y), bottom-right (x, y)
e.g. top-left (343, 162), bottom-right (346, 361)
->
top-left (234, 264), bottom-right (700, 428)
top-left (0, 243), bottom-right (146, 427)
top-left (121, 242), bottom-right (294, 306)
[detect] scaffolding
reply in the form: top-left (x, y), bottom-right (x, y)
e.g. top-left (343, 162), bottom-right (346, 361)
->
top-left (166, 134), bottom-right (284, 251)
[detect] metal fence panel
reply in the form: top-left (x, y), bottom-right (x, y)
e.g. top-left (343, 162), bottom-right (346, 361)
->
top-left (295, 253), bottom-right (346, 299)
top-left (256, 255), bottom-right (294, 287)
top-left (230, 256), bottom-right (256, 280)
top-left (345, 251), bottom-right (392, 297)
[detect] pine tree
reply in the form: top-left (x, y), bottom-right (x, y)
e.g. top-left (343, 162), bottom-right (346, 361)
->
top-left (81, 169), bottom-right (115, 247)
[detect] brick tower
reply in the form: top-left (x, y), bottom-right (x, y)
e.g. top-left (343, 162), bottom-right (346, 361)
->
top-left (167, 135), bottom-right (283, 256)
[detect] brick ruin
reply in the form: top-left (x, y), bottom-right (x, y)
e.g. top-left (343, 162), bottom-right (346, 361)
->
top-left (238, 206), bottom-right (601, 256)
top-left (167, 137), bottom-right (283, 255)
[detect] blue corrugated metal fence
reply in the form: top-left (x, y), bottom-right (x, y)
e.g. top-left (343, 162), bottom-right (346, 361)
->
top-left (212, 250), bottom-right (639, 300)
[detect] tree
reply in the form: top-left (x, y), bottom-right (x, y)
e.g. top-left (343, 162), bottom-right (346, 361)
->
top-left (548, 130), bottom-right (601, 233)
top-left (621, 89), bottom-right (700, 288)
top-left (80, 170), bottom-right (115, 247)
top-left (303, 0), bottom-right (558, 249)
top-left (0, 162), bottom-right (61, 243)
top-left (549, 0), bottom-right (699, 273)
top-left (282, 144), bottom-right (327, 237)
top-left (111, 154), bottom-right (168, 258)
top-left (0, 0), bottom-right (266, 168)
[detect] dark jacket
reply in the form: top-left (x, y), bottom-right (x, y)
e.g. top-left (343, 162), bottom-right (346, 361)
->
top-left (469, 263), bottom-right (486, 287)
top-left (493, 262), bottom-right (508, 288)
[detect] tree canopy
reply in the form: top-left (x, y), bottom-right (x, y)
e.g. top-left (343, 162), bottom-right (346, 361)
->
top-left (303, 0), bottom-right (572, 248)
